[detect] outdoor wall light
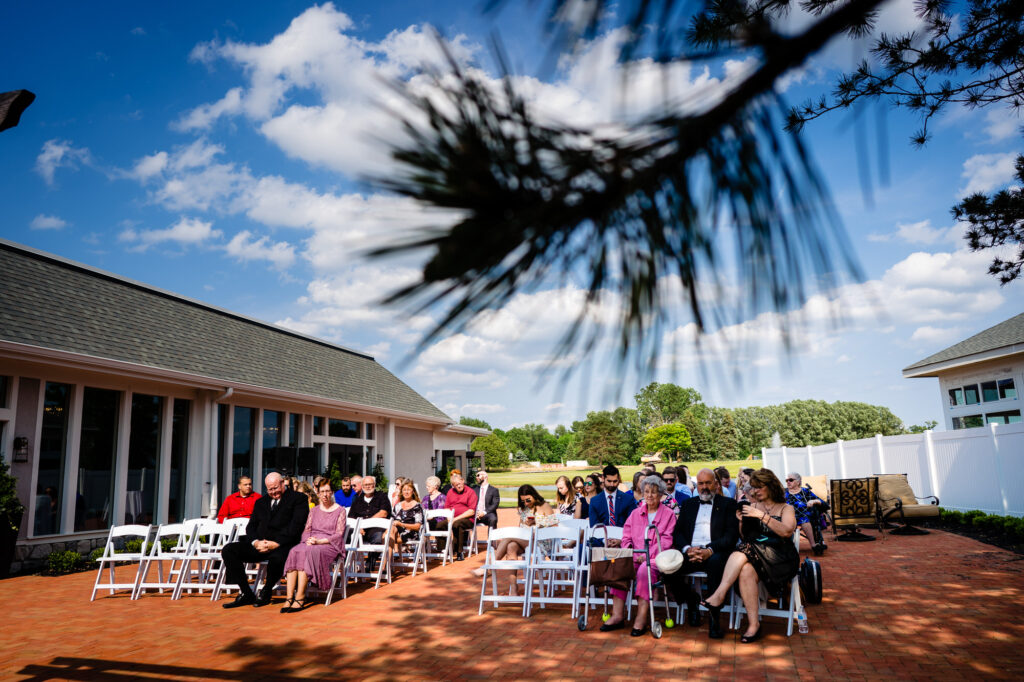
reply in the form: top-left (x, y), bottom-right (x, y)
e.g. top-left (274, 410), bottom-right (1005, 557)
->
top-left (430, 454), bottom-right (437, 467)
top-left (376, 452), bottom-right (384, 466)
top-left (13, 436), bottom-right (29, 463)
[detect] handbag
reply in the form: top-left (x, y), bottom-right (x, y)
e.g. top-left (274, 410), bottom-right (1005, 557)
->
top-left (590, 546), bottom-right (635, 591)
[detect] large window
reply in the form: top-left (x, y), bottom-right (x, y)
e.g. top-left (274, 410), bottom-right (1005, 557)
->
top-left (999, 379), bottom-right (1017, 400)
top-left (948, 387), bottom-right (964, 407)
top-left (328, 418), bottom-right (360, 438)
top-left (168, 399), bottom-right (190, 523)
top-left (75, 388), bottom-right (120, 531)
top-left (329, 444), bottom-right (364, 476)
top-left (964, 384), bottom-right (980, 405)
top-left (986, 410), bottom-right (1022, 425)
top-left (0, 375), bottom-right (8, 408)
top-left (126, 394), bottom-right (163, 524)
top-left (981, 381), bottom-right (999, 402)
top-left (217, 404), bottom-right (229, 503)
top-left (262, 410), bottom-right (283, 483)
top-left (36, 382), bottom-right (71, 535)
top-left (952, 414), bottom-right (984, 430)
top-left (288, 413), bottom-right (298, 447)
top-left (233, 406), bottom-right (256, 490)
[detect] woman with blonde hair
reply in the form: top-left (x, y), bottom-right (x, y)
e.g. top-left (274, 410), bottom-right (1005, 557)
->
top-left (388, 480), bottom-right (424, 556)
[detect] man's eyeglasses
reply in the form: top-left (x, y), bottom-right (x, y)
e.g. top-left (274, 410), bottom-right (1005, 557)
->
top-left (664, 478), bottom-right (676, 484)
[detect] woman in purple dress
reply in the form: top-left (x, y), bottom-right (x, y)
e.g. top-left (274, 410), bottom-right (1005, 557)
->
top-left (281, 476), bottom-right (347, 612)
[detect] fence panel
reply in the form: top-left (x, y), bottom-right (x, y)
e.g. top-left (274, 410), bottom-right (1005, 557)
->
top-left (841, 438), bottom-right (875, 479)
top-left (879, 433), bottom-right (929, 496)
top-left (931, 428), bottom-right (997, 513)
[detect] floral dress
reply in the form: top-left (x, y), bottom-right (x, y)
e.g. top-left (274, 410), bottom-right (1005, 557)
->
top-left (392, 502), bottom-right (425, 543)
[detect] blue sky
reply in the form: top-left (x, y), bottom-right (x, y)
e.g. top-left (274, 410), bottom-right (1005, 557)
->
top-left (2, 1), bottom-right (1021, 431)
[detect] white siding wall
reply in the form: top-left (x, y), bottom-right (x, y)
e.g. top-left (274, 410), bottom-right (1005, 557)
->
top-left (763, 422), bottom-right (1024, 516)
top-left (395, 426), bottom-right (435, 489)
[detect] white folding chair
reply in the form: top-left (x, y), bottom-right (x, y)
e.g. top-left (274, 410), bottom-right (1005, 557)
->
top-left (172, 520), bottom-right (237, 600)
top-left (132, 523), bottom-right (195, 599)
top-left (90, 524), bottom-right (152, 601)
top-left (391, 526), bottom-right (428, 577)
top-left (304, 520), bottom-right (358, 606)
top-left (348, 518), bottom-right (393, 589)
top-left (478, 527), bottom-right (533, 616)
top-left (523, 525), bottom-right (586, 618)
top-left (424, 509), bottom-right (453, 566)
top-left (730, 530), bottom-right (803, 635)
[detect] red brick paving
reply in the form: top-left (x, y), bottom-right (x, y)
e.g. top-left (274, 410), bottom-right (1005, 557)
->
top-left (3, 509), bottom-right (1023, 681)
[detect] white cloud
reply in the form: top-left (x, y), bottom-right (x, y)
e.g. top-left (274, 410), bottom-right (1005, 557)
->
top-left (130, 26), bottom-right (146, 36)
top-left (458, 403), bottom-right (505, 415)
top-left (131, 151), bottom-right (168, 181)
top-left (35, 139), bottom-right (91, 186)
top-left (960, 152), bottom-right (1018, 195)
top-left (545, 402), bottom-right (565, 411)
top-left (119, 217), bottom-right (222, 250)
top-left (984, 108), bottom-right (1020, 143)
top-left (30, 214), bottom-right (68, 230)
top-left (866, 219), bottom-right (958, 245)
top-left (909, 325), bottom-right (964, 345)
top-left (224, 230), bottom-right (296, 270)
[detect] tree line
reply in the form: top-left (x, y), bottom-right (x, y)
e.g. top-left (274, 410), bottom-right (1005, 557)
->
top-left (468, 382), bottom-right (929, 468)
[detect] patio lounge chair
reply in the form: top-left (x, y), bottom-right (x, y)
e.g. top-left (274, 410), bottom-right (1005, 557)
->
top-left (829, 477), bottom-right (881, 542)
top-left (876, 473), bottom-right (939, 535)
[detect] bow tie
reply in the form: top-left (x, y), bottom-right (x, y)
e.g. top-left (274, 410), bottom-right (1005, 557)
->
top-left (699, 498), bottom-right (713, 505)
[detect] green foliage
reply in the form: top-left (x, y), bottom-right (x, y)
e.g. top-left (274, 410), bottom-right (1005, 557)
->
top-left (939, 508), bottom-right (1024, 542)
top-left (906, 420), bottom-right (939, 434)
top-left (372, 462), bottom-right (388, 491)
top-left (326, 460), bottom-right (345, 491)
top-left (459, 416), bottom-right (493, 430)
top-left (0, 455), bottom-right (25, 532)
top-left (89, 547), bottom-right (105, 563)
top-left (956, 155), bottom-right (1024, 284)
top-left (641, 423), bottom-right (692, 460)
top-left (43, 550), bottom-right (84, 575)
top-left (471, 434), bottom-right (509, 469)
top-left (573, 411), bottom-right (632, 465)
top-left (503, 424), bottom-right (559, 463)
top-left (635, 383), bottom-right (704, 430)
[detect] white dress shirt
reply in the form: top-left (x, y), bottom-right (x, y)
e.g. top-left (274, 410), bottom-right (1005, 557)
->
top-left (685, 501), bottom-right (714, 551)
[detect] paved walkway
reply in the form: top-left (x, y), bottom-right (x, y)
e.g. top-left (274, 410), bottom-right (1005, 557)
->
top-left (3, 510), bottom-right (1023, 681)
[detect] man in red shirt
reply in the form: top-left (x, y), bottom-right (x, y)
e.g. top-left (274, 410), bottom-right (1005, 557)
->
top-left (445, 471), bottom-right (478, 560)
top-left (217, 476), bottom-right (261, 523)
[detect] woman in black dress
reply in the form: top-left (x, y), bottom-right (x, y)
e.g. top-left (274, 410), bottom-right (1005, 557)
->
top-left (700, 469), bottom-right (799, 643)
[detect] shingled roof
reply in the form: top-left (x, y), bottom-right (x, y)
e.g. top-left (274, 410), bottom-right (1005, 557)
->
top-left (0, 240), bottom-right (451, 422)
top-left (903, 312), bottom-right (1024, 375)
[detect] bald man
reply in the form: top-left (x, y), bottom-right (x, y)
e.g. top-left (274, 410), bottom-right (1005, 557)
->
top-left (221, 472), bottom-right (310, 608)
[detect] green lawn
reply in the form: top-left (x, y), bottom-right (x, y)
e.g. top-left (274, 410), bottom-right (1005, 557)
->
top-left (490, 459), bottom-right (757, 507)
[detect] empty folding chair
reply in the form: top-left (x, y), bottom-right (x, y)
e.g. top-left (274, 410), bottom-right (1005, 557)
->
top-left (90, 524), bottom-right (152, 601)
top-left (133, 523), bottom-right (195, 599)
top-left (478, 526), bottom-right (533, 616)
top-left (423, 509), bottom-right (453, 566)
top-left (348, 518), bottom-right (393, 589)
top-left (172, 520), bottom-right (237, 600)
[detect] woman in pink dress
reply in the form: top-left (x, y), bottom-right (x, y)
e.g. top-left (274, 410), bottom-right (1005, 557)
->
top-left (601, 475), bottom-right (676, 636)
top-left (280, 476), bottom-right (347, 612)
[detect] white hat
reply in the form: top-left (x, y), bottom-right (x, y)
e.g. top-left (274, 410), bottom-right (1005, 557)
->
top-left (654, 549), bottom-right (684, 575)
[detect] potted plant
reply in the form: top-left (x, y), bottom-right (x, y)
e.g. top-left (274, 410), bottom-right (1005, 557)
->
top-left (0, 455), bottom-right (25, 577)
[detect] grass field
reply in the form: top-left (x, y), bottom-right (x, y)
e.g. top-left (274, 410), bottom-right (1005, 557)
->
top-left (490, 460), bottom-right (757, 507)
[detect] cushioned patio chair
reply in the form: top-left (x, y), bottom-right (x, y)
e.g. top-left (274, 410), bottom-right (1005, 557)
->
top-left (829, 476), bottom-right (882, 542)
top-left (876, 473), bottom-right (939, 535)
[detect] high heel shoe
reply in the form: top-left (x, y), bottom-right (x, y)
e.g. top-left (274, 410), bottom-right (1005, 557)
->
top-left (740, 626), bottom-right (762, 643)
top-left (699, 597), bottom-right (722, 613)
top-left (279, 598), bottom-right (297, 614)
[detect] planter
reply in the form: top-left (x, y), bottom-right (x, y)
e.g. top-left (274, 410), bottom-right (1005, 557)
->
top-left (0, 510), bottom-right (23, 578)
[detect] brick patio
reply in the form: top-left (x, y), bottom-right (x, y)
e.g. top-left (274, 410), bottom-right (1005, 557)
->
top-left (4, 509), bottom-right (1023, 681)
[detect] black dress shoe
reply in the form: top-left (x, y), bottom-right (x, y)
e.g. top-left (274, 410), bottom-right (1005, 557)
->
top-left (454, 553), bottom-right (464, 561)
top-left (599, 620), bottom-right (625, 632)
top-left (687, 600), bottom-right (702, 627)
top-left (253, 589), bottom-right (273, 607)
top-left (222, 593), bottom-right (257, 609)
top-left (630, 627), bottom-right (649, 637)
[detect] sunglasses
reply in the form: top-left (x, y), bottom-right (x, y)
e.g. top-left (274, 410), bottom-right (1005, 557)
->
top-left (584, 481), bottom-right (595, 486)
top-left (664, 478), bottom-right (676, 483)
top-left (785, 478), bottom-right (795, 482)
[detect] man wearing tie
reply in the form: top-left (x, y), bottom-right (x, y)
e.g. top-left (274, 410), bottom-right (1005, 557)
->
top-left (661, 468), bottom-right (739, 638)
top-left (221, 471), bottom-right (310, 608)
top-left (588, 464), bottom-right (637, 530)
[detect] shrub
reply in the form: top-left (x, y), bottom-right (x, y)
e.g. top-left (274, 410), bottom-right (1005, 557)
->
top-left (43, 550), bottom-right (84, 575)
top-left (962, 510), bottom-right (987, 524)
top-left (88, 547), bottom-right (105, 563)
top-left (940, 509), bottom-right (963, 525)
top-left (161, 537), bottom-right (177, 553)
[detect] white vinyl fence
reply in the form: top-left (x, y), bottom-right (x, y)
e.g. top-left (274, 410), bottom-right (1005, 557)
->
top-left (762, 422), bottom-right (1024, 517)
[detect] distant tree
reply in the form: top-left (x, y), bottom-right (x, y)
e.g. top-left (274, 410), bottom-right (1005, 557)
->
top-left (471, 434), bottom-right (509, 469)
top-left (555, 431), bottom-right (578, 461)
top-left (574, 411), bottom-right (631, 465)
top-left (459, 416), bottom-right (493, 430)
top-left (635, 383), bottom-right (704, 429)
top-left (503, 423), bottom-right (558, 462)
top-left (955, 156), bottom-right (1024, 285)
top-left (641, 423), bottom-right (693, 461)
top-left (708, 408), bottom-right (739, 459)
top-left (611, 407), bottom-right (643, 462)
top-left (906, 420), bottom-right (939, 434)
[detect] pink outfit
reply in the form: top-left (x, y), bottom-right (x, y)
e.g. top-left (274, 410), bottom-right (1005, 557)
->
top-left (282, 505), bottom-right (347, 590)
top-left (609, 503), bottom-right (676, 601)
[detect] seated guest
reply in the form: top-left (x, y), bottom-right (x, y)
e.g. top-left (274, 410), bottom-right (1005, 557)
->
top-left (583, 473), bottom-right (602, 509)
top-left (631, 470), bottom-right (645, 503)
top-left (679, 465), bottom-right (695, 494)
top-left (471, 484), bottom-right (555, 586)
top-left (735, 468), bottom-right (755, 501)
top-left (445, 472), bottom-right (478, 560)
top-left (555, 475), bottom-right (578, 517)
top-left (389, 481), bottom-right (424, 558)
top-left (660, 468), bottom-right (681, 517)
top-left (349, 475), bottom-right (392, 545)
top-left (589, 464), bottom-right (637, 529)
top-left (334, 476), bottom-right (358, 508)
top-left (221, 472), bottom-right (309, 608)
top-left (572, 476), bottom-right (589, 520)
top-left (785, 472), bottom-right (827, 553)
top-left (660, 468), bottom-right (739, 638)
top-left (701, 469), bottom-right (799, 643)
top-left (473, 470), bottom-right (500, 530)
top-left (280, 477), bottom-right (347, 612)
top-left (217, 476), bottom-right (261, 523)
top-left (295, 480), bottom-right (317, 508)
top-left (601, 476), bottom-right (676, 636)
top-left (715, 467), bottom-right (737, 499)
top-left (422, 475), bottom-right (448, 554)
top-left (389, 476), bottom-right (408, 509)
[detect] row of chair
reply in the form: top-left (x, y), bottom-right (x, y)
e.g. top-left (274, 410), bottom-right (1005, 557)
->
top-left (90, 508), bottom-right (472, 603)
top-left (478, 516), bottom-right (806, 636)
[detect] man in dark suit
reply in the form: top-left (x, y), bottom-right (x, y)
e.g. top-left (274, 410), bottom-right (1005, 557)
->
top-left (221, 471), bottom-right (309, 608)
top-left (473, 470), bottom-right (501, 530)
top-left (588, 464), bottom-right (637, 530)
top-left (661, 468), bottom-right (739, 638)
